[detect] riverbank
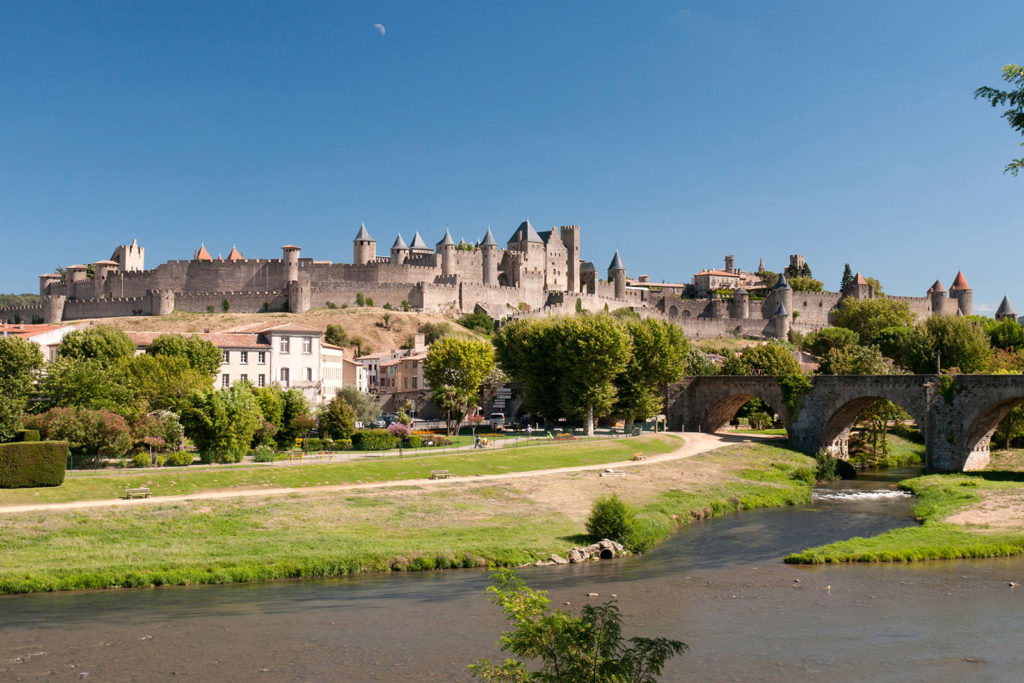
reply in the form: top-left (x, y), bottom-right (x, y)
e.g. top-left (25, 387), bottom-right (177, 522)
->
top-left (0, 438), bottom-right (814, 594)
top-left (787, 448), bottom-right (1024, 564)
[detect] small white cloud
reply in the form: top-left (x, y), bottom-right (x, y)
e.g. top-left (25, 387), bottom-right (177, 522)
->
top-left (975, 303), bottom-right (995, 313)
top-left (373, 23), bottom-right (386, 36)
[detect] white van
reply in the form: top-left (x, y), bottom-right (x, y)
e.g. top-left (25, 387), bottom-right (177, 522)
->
top-left (489, 412), bottom-right (506, 429)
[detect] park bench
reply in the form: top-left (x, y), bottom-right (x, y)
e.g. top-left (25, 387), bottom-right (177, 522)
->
top-left (125, 486), bottom-right (151, 499)
top-left (430, 470), bottom-right (451, 480)
top-left (632, 454), bottom-right (647, 461)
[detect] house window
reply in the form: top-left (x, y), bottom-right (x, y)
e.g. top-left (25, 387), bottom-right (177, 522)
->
top-left (412, 377), bottom-right (417, 389)
top-left (305, 367), bottom-right (313, 381)
top-left (240, 351), bottom-right (248, 364)
top-left (240, 374), bottom-right (248, 383)
top-left (258, 351), bottom-right (266, 364)
top-left (302, 337), bottom-right (312, 354)
top-left (258, 374), bottom-right (265, 387)
top-left (281, 368), bottom-right (290, 386)
top-left (222, 374), bottom-right (230, 387)
top-left (222, 350), bottom-right (230, 364)
top-left (280, 337), bottom-right (290, 354)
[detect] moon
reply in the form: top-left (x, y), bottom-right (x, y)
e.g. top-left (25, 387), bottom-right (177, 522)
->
top-left (373, 23), bottom-right (386, 36)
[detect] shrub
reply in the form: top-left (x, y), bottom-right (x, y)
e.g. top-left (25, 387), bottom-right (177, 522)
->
top-left (747, 412), bottom-right (772, 430)
top-left (14, 430), bottom-right (40, 442)
top-left (35, 407), bottom-right (132, 463)
top-left (365, 297), bottom-right (374, 307)
top-left (163, 451), bottom-right (193, 467)
top-left (252, 445), bottom-right (276, 462)
top-left (387, 422), bottom-right (412, 440)
top-left (131, 452), bottom-right (151, 468)
top-left (625, 515), bottom-right (670, 554)
top-left (586, 494), bottom-right (636, 544)
top-left (814, 449), bottom-right (839, 482)
top-left (422, 435), bottom-right (450, 447)
top-left (0, 441), bottom-right (68, 488)
top-left (351, 429), bottom-right (399, 450)
top-left (405, 434), bottom-right (422, 448)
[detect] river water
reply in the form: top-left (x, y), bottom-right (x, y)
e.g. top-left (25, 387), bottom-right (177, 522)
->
top-left (3, 470), bottom-right (1024, 681)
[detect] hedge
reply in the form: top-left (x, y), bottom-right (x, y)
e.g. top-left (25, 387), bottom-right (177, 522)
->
top-left (0, 441), bottom-right (69, 488)
top-left (351, 429), bottom-right (399, 451)
top-left (14, 430), bottom-right (40, 442)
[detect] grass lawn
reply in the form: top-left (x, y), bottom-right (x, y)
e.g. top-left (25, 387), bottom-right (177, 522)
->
top-left (0, 434), bottom-right (682, 506)
top-left (0, 441), bottom-right (815, 594)
top-left (786, 464), bottom-right (1024, 564)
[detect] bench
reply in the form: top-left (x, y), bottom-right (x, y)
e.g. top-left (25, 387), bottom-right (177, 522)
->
top-left (632, 454), bottom-right (647, 461)
top-left (430, 470), bottom-right (451, 480)
top-left (125, 486), bottom-right (151, 499)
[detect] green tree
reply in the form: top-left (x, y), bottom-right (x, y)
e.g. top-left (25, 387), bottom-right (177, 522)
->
top-left (458, 310), bottom-right (496, 335)
top-left (324, 324), bottom-right (348, 347)
top-left (756, 270), bottom-right (779, 290)
top-left (864, 276), bottom-right (884, 296)
top-left (146, 334), bottom-right (222, 376)
top-left (119, 354), bottom-right (212, 411)
top-left (988, 318), bottom-right (1024, 351)
top-left (817, 344), bottom-right (889, 375)
top-left (788, 275), bottom-right (824, 292)
top-left (319, 395), bottom-right (356, 440)
top-left (494, 318), bottom-right (563, 420)
top-left (902, 316), bottom-right (992, 374)
top-left (974, 64), bottom-right (1024, 176)
top-left (252, 386), bottom-right (286, 432)
top-left (278, 388), bottom-right (311, 446)
top-left (614, 319), bottom-right (688, 430)
top-left (423, 337), bottom-right (495, 436)
top-left (831, 298), bottom-right (914, 342)
top-left (469, 569), bottom-right (686, 682)
top-left (840, 264), bottom-right (854, 291)
top-left (0, 336), bottom-right (45, 442)
top-left (57, 325), bottom-right (135, 368)
top-left (802, 327), bottom-right (860, 357)
top-left (552, 316), bottom-right (632, 436)
top-left (180, 384), bottom-right (264, 462)
top-left (724, 342), bottom-right (801, 376)
top-left (684, 347), bottom-right (718, 376)
top-left (994, 406), bottom-right (1024, 450)
top-left (34, 357), bottom-right (139, 417)
top-left (337, 386), bottom-right (381, 426)
top-left (873, 326), bottom-right (915, 366)
top-left (419, 322), bottom-right (452, 344)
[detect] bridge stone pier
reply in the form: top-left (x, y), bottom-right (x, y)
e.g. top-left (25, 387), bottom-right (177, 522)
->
top-left (667, 375), bottom-right (1024, 472)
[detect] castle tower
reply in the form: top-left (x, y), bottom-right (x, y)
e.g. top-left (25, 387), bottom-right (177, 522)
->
top-left (111, 239), bottom-right (145, 272)
top-left (282, 245), bottom-right (301, 283)
top-left (789, 254), bottom-right (806, 272)
top-left (773, 271), bottom-right (793, 318)
top-left (480, 228), bottom-right (499, 285)
top-left (724, 255), bottom-right (735, 273)
top-left (151, 290), bottom-right (176, 316)
top-left (730, 286), bottom-right (750, 319)
top-left (928, 280), bottom-right (948, 315)
top-left (38, 273), bottom-right (61, 298)
top-left (773, 302), bottom-right (791, 340)
top-left (42, 293), bottom-right (66, 324)
top-left (390, 234), bottom-right (409, 265)
top-left (66, 264), bottom-right (89, 284)
top-left (758, 256), bottom-right (766, 273)
top-left (560, 225), bottom-right (581, 293)
top-left (436, 229), bottom-right (456, 276)
top-left (608, 250), bottom-right (627, 300)
top-left (995, 296), bottom-right (1016, 323)
top-left (408, 231), bottom-right (432, 256)
top-left (843, 272), bottom-right (872, 301)
top-left (708, 291), bottom-right (725, 319)
top-left (92, 260), bottom-right (119, 299)
top-left (353, 223), bottom-right (375, 265)
top-left (949, 271), bottom-right (973, 316)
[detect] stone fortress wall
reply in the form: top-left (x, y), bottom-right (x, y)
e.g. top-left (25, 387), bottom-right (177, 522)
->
top-left (0, 226), bottom-right (975, 340)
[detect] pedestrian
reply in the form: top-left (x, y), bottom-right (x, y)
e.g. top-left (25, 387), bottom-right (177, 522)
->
top-left (526, 424), bottom-right (533, 438)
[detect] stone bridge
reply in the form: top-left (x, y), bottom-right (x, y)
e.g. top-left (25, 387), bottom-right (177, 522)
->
top-left (666, 374), bottom-right (1024, 472)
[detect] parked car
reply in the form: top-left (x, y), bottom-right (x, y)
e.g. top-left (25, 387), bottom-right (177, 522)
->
top-left (489, 412), bottom-right (506, 430)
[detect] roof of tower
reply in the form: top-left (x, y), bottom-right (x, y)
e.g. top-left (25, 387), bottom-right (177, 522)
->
top-left (997, 295), bottom-right (1016, 317)
top-left (758, 256), bottom-right (766, 272)
top-left (853, 272), bottom-right (868, 285)
top-left (409, 231), bottom-right (430, 250)
top-left (281, 244), bottom-right (300, 250)
top-left (951, 271), bottom-right (971, 290)
top-left (194, 244), bottom-right (212, 261)
top-left (227, 246), bottom-right (244, 261)
top-left (391, 233), bottom-right (408, 249)
top-left (480, 228), bottom-right (498, 247)
top-left (437, 228), bottom-right (455, 247)
top-left (774, 272), bottom-right (790, 290)
top-left (93, 260), bottom-right (119, 266)
top-left (580, 261), bottom-right (596, 273)
top-left (608, 250), bottom-right (626, 271)
top-left (929, 279), bottom-right (946, 293)
top-left (509, 220), bottom-right (543, 244)
top-left (735, 286), bottom-right (748, 294)
top-left (354, 222), bottom-right (374, 242)
top-left (775, 303), bottom-right (789, 316)
top-left (67, 264), bottom-right (88, 270)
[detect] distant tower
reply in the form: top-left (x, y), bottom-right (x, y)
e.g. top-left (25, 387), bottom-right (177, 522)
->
top-left (608, 250), bottom-right (627, 300)
top-left (560, 225), bottom-right (581, 293)
top-left (730, 287), bottom-right (750, 319)
top-left (436, 228), bottom-right (456, 276)
top-left (758, 256), bottom-right (766, 272)
top-left (773, 271), bottom-right (793, 317)
top-left (66, 264), bottom-right (89, 284)
top-left (39, 273), bottom-right (65, 323)
top-left (995, 296), bottom-right (1016, 322)
top-left (38, 273), bottom-right (60, 298)
top-left (353, 223), bottom-right (376, 265)
top-left (928, 280), bottom-right (948, 315)
top-left (708, 291), bottom-right (725, 319)
top-left (949, 271), bottom-right (973, 316)
top-left (390, 234), bottom-right (409, 265)
top-left (789, 255), bottom-right (806, 272)
top-left (724, 255), bottom-right (735, 273)
top-left (282, 245), bottom-right (301, 283)
top-left (480, 228), bottom-right (499, 286)
top-left (111, 239), bottom-right (145, 272)
top-left (773, 303), bottom-right (791, 340)
top-left (92, 260), bottom-right (119, 298)
top-left (408, 231), bottom-right (432, 256)
top-left (844, 272), bottom-right (872, 301)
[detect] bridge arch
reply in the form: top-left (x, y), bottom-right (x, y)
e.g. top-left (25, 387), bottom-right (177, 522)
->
top-left (961, 393), bottom-right (1024, 470)
top-left (818, 395), bottom-right (928, 461)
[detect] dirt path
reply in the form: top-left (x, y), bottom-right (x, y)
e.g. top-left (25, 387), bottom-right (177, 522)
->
top-left (0, 432), bottom-right (753, 515)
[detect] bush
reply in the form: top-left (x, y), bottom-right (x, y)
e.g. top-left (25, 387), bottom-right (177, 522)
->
top-left (0, 441), bottom-right (68, 487)
top-left (747, 412), bottom-right (772, 430)
top-left (387, 422), bottom-right (412, 440)
top-left (335, 438), bottom-right (352, 450)
top-left (351, 429), bottom-right (399, 450)
top-left (252, 445), bottom-right (276, 462)
top-left (131, 452), bottom-right (151, 468)
top-left (421, 434), bottom-right (450, 447)
top-left (405, 435), bottom-right (422, 448)
top-left (625, 515), bottom-right (669, 554)
top-left (586, 495), bottom-right (636, 544)
top-left (163, 451), bottom-right (193, 467)
top-left (34, 407), bottom-right (132, 463)
top-left (14, 430), bottom-right (40, 442)
top-left (814, 449), bottom-right (839, 482)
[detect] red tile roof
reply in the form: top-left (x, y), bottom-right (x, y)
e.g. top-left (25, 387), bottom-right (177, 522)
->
top-left (694, 269), bottom-right (741, 278)
top-left (950, 271), bottom-right (970, 290)
top-left (0, 323), bottom-right (63, 337)
top-left (853, 272), bottom-right (868, 285)
top-left (225, 321), bottom-right (323, 335)
top-left (194, 244), bottom-right (212, 261)
top-left (227, 246), bottom-right (244, 261)
top-left (124, 331), bottom-right (270, 349)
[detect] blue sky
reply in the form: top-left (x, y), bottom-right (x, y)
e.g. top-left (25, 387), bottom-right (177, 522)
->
top-left (2, 1), bottom-right (1022, 313)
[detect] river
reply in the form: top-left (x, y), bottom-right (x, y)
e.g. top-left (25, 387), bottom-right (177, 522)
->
top-left (2, 470), bottom-right (1023, 681)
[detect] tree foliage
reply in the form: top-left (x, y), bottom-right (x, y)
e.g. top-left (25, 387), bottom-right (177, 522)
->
top-left (831, 297), bottom-right (914, 343)
top-left (337, 386), bottom-right (382, 426)
top-left (0, 336), bottom-right (44, 442)
top-left (614, 319), bottom-right (688, 426)
top-left (56, 326), bottom-right (135, 368)
top-left (722, 342), bottom-right (801, 377)
top-left (802, 327), bottom-right (860, 357)
top-left (974, 64), bottom-right (1024, 176)
top-left (324, 324), bottom-right (348, 347)
top-left (423, 337), bottom-right (495, 436)
top-left (34, 357), bottom-right (138, 417)
top-left (902, 315), bottom-right (991, 374)
top-left (146, 334), bottom-right (222, 376)
top-left (459, 311), bottom-right (496, 335)
top-left (840, 264), bottom-right (854, 292)
top-left (817, 344), bottom-right (889, 375)
top-left (180, 384), bottom-right (264, 462)
top-left (469, 569), bottom-right (687, 682)
top-left (119, 354), bottom-right (211, 411)
top-left (318, 395), bottom-right (356, 440)
top-left (788, 275), bottom-right (824, 292)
